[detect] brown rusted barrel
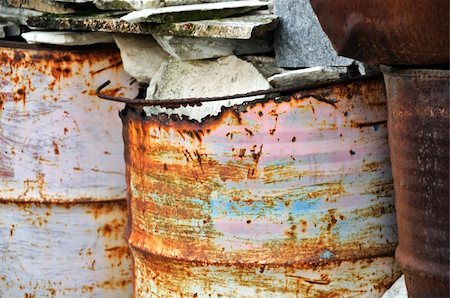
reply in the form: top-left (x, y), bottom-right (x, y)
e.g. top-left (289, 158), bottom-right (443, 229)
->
top-left (122, 77), bottom-right (401, 297)
top-left (383, 67), bottom-right (450, 297)
top-left (0, 41), bottom-right (138, 297)
top-left (310, 0), bottom-right (449, 65)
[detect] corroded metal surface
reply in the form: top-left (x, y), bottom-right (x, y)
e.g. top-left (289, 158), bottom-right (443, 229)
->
top-left (310, 0), bottom-right (449, 65)
top-left (0, 41), bottom-right (138, 297)
top-left (0, 201), bottom-right (132, 298)
top-left (0, 41), bottom-right (138, 202)
top-left (122, 78), bottom-right (400, 297)
top-left (384, 68), bottom-right (450, 298)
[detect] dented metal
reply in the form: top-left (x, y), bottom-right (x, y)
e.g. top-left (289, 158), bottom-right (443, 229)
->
top-left (122, 78), bottom-right (401, 297)
top-left (0, 41), bottom-right (138, 297)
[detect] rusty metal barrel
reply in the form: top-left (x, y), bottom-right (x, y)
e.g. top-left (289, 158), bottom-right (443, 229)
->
top-left (383, 67), bottom-right (450, 297)
top-left (0, 41), bottom-right (138, 297)
top-left (121, 77), bottom-right (400, 296)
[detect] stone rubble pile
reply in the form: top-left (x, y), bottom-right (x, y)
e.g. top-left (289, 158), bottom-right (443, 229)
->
top-left (1, 0), bottom-right (375, 121)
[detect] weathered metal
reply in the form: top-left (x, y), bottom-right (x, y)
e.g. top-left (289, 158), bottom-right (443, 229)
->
top-left (121, 77), bottom-right (401, 297)
top-left (383, 67), bottom-right (450, 298)
top-left (0, 41), bottom-right (138, 297)
top-left (310, 0), bottom-right (450, 65)
top-left (96, 74), bottom-right (377, 108)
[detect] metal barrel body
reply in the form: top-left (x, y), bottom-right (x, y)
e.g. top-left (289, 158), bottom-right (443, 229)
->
top-left (0, 41), bottom-right (138, 297)
top-left (384, 68), bottom-right (450, 297)
top-left (122, 78), bottom-right (400, 297)
top-left (310, 0), bottom-right (449, 65)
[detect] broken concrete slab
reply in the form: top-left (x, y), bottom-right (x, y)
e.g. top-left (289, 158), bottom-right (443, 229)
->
top-left (21, 31), bottom-right (114, 45)
top-left (152, 34), bottom-right (272, 60)
top-left (8, 0), bottom-right (97, 14)
top-left (381, 275), bottom-right (408, 298)
top-left (144, 55), bottom-right (271, 121)
top-left (149, 13), bottom-right (277, 39)
top-left (113, 33), bottom-right (168, 83)
top-left (27, 13), bottom-right (157, 34)
top-left (274, 0), bottom-right (354, 67)
top-left (121, 1), bottom-right (268, 23)
top-left (268, 66), bottom-right (349, 88)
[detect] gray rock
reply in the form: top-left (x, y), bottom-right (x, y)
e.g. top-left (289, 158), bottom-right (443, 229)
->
top-left (121, 1), bottom-right (268, 23)
top-left (274, 0), bottom-right (353, 67)
top-left (21, 31), bottom-right (114, 45)
top-left (240, 55), bottom-right (285, 78)
top-left (113, 33), bottom-right (168, 83)
top-left (381, 275), bottom-right (408, 298)
top-left (268, 66), bottom-right (348, 88)
top-left (144, 55), bottom-right (271, 121)
top-left (0, 22), bottom-right (20, 37)
top-left (152, 34), bottom-right (272, 60)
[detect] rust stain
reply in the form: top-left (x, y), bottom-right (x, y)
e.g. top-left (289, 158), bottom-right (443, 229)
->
top-left (122, 78), bottom-right (399, 296)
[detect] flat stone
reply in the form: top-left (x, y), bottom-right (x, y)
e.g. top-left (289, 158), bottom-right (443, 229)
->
top-left (27, 13), bottom-right (158, 34)
top-left (152, 34), bottom-right (272, 60)
top-left (268, 66), bottom-right (348, 88)
top-left (113, 33), bottom-right (168, 83)
top-left (381, 275), bottom-right (408, 298)
top-left (8, 0), bottom-right (97, 14)
top-left (145, 13), bottom-right (277, 39)
top-left (121, 1), bottom-right (267, 23)
top-left (144, 55), bottom-right (271, 121)
top-left (274, 0), bottom-right (354, 67)
top-left (21, 31), bottom-right (114, 45)
top-left (55, 0), bottom-right (92, 2)
top-left (94, 0), bottom-right (160, 10)
top-left (0, 3), bottom-right (42, 25)
top-left (27, 11), bottom-right (276, 38)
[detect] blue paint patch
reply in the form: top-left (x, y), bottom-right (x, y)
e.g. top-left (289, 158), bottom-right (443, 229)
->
top-left (320, 249), bottom-right (334, 260)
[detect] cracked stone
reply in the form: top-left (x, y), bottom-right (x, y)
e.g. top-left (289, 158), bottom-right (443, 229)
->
top-left (144, 55), bottom-right (271, 121)
top-left (113, 33), bottom-right (168, 83)
top-left (152, 34), bottom-right (272, 60)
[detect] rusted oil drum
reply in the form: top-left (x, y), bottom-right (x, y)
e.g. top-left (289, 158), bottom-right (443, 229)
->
top-left (122, 77), bottom-right (401, 297)
top-left (310, 0), bottom-right (449, 65)
top-left (383, 68), bottom-right (450, 298)
top-left (0, 41), bottom-right (138, 297)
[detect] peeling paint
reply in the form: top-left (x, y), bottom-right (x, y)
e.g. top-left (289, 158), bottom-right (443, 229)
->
top-left (122, 78), bottom-right (400, 296)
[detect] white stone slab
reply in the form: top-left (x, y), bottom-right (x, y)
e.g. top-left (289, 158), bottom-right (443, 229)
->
top-left (21, 31), bottom-right (115, 45)
top-left (144, 55), bottom-right (271, 121)
top-left (381, 275), bottom-right (408, 298)
top-left (121, 0), bottom-right (267, 23)
top-left (268, 66), bottom-right (348, 88)
top-left (113, 33), bottom-right (169, 83)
